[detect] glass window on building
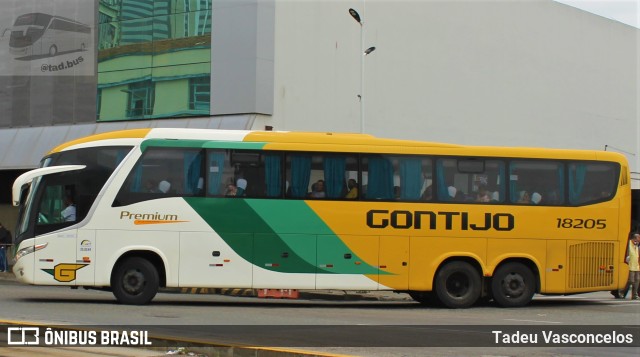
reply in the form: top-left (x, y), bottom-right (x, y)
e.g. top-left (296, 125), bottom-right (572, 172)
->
top-left (126, 80), bottom-right (155, 118)
top-left (98, 0), bottom-right (212, 122)
top-left (189, 75), bottom-right (210, 111)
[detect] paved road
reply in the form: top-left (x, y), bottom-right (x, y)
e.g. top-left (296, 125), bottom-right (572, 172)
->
top-left (0, 273), bottom-right (638, 356)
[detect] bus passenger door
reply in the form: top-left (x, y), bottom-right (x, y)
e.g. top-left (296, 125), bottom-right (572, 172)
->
top-left (378, 236), bottom-right (410, 290)
top-left (545, 240), bottom-right (567, 293)
top-left (316, 235), bottom-right (379, 290)
top-left (253, 233), bottom-right (316, 289)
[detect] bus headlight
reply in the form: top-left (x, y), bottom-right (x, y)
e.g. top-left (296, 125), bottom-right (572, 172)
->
top-left (15, 242), bottom-right (48, 262)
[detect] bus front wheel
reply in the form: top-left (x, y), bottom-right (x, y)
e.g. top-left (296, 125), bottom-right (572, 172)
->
top-left (491, 262), bottom-right (535, 308)
top-left (434, 261), bottom-right (481, 308)
top-left (111, 257), bottom-right (159, 305)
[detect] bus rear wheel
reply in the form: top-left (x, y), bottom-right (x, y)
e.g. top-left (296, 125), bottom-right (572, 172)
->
top-left (434, 261), bottom-right (481, 308)
top-left (491, 262), bottom-right (535, 307)
top-left (111, 257), bottom-right (159, 305)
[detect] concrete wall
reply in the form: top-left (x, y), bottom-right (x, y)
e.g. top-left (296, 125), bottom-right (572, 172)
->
top-left (269, 0), bottom-right (639, 185)
top-left (211, 0), bottom-right (275, 116)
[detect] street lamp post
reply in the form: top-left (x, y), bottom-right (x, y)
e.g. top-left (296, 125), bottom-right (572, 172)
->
top-left (349, 7), bottom-right (375, 134)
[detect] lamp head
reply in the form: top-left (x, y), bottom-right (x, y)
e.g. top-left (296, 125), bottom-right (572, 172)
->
top-left (349, 8), bottom-right (362, 24)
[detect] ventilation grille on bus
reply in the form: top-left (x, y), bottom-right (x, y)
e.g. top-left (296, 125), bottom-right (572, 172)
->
top-left (568, 242), bottom-right (614, 289)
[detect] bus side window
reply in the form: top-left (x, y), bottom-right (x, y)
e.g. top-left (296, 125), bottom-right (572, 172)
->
top-left (113, 147), bottom-right (205, 206)
top-left (362, 155), bottom-right (394, 200)
top-left (509, 160), bottom-right (564, 205)
top-left (397, 157), bottom-right (431, 201)
top-left (206, 150), bottom-right (229, 196)
top-left (568, 162), bottom-right (618, 205)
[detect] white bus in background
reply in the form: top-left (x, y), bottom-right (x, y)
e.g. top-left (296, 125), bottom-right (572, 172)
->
top-left (2, 12), bottom-right (91, 58)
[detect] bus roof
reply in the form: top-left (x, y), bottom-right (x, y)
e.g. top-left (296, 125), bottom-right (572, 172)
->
top-left (48, 128), bottom-right (628, 163)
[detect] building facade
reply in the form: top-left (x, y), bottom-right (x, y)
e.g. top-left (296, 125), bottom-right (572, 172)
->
top-left (0, 0), bottom-right (638, 222)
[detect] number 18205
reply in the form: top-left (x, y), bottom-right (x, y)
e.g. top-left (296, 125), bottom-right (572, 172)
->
top-left (556, 218), bottom-right (606, 229)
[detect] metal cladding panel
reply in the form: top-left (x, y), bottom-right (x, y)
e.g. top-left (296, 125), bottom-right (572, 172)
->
top-left (0, 116), bottom-right (255, 169)
top-left (153, 120), bottom-right (190, 128)
top-left (0, 129), bottom-right (19, 167)
top-left (3, 127), bottom-right (44, 169)
top-left (185, 118), bottom-right (216, 128)
top-left (25, 126), bottom-right (70, 164)
top-left (205, 117), bottom-right (223, 128)
top-left (65, 124), bottom-right (102, 139)
top-left (220, 116), bottom-right (252, 129)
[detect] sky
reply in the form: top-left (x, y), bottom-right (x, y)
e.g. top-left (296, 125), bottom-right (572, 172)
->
top-left (554, 0), bottom-right (639, 28)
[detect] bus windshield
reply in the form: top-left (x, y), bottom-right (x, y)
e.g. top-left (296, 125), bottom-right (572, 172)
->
top-left (9, 13), bottom-right (51, 48)
top-left (14, 146), bottom-right (132, 245)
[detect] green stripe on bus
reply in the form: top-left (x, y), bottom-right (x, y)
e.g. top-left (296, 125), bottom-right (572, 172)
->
top-left (140, 139), bottom-right (266, 151)
top-left (184, 198), bottom-right (379, 275)
top-left (245, 200), bottom-right (380, 275)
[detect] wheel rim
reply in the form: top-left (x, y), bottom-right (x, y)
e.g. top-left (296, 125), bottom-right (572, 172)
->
top-left (122, 269), bottom-right (145, 295)
top-left (500, 272), bottom-right (525, 297)
top-left (446, 272), bottom-right (470, 298)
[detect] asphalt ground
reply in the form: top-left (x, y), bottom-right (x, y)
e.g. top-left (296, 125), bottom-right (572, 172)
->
top-left (0, 270), bottom-right (411, 302)
top-left (0, 270), bottom-right (405, 357)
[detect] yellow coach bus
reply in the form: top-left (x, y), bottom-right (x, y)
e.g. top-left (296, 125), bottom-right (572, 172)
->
top-left (11, 129), bottom-right (632, 308)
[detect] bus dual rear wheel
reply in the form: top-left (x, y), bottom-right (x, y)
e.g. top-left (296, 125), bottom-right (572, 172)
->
top-left (434, 261), bottom-right (481, 309)
top-left (111, 257), bottom-right (159, 305)
top-left (491, 262), bottom-right (535, 308)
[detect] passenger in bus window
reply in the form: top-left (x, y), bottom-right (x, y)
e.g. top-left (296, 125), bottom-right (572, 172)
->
top-left (447, 186), bottom-right (457, 199)
top-left (422, 185), bottom-right (433, 201)
top-left (476, 186), bottom-right (491, 203)
top-left (517, 190), bottom-right (531, 204)
top-left (236, 178), bottom-right (247, 196)
top-left (158, 180), bottom-right (171, 194)
top-left (61, 195), bottom-right (76, 222)
top-left (144, 179), bottom-right (159, 193)
top-left (345, 179), bottom-right (359, 199)
top-left (446, 186), bottom-right (465, 202)
top-left (225, 184), bottom-right (237, 197)
top-left (531, 192), bottom-right (542, 205)
top-left (490, 191), bottom-right (500, 203)
top-left (309, 180), bottom-right (325, 198)
top-left (394, 186), bottom-right (401, 199)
